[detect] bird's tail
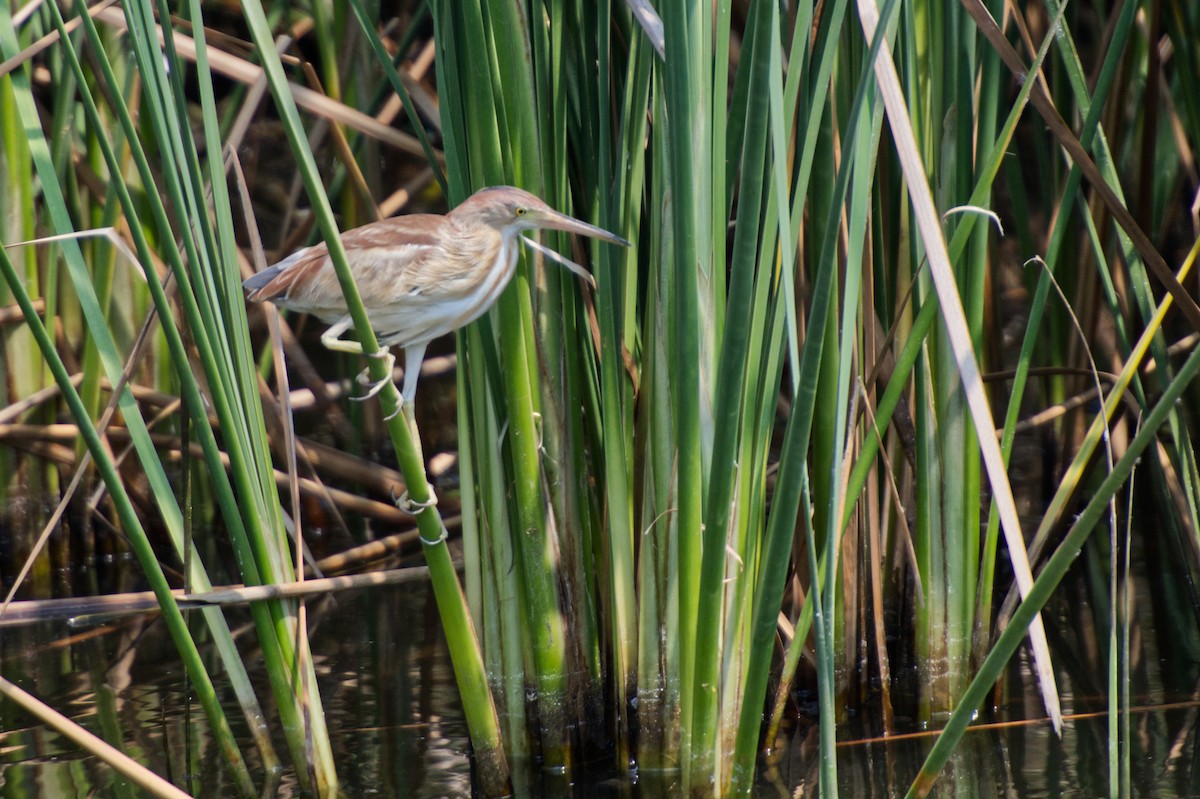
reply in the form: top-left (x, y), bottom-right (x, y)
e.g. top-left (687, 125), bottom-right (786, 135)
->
top-left (243, 265), bottom-right (284, 301)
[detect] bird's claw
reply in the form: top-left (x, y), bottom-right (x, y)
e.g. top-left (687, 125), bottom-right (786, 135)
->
top-left (350, 351), bottom-right (396, 401)
top-left (393, 483), bottom-right (447, 545)
top-left (349, 370), bottom-right (391, 401)
top-left (391, 483), bottom-right (439, 516)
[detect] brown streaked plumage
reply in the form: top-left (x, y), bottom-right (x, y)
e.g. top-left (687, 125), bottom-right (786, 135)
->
top-left (244, 186), bottom-right (629, 412)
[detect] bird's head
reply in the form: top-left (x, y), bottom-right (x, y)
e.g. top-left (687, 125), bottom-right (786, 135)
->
top-left (452, 186), bottom-right (630, 286)
top-left (457, 186), bottom-right (630, 244)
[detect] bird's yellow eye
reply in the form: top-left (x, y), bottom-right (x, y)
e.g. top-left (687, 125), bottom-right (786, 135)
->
top-left (515, 207), bottom-right (527, 216)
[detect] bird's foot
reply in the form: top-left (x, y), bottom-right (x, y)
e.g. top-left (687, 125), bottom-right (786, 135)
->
top-left (391, 482), bottom-right (439, 516)
top-left (349, 350), bottom-right (397, 401)
top-left (392, 483), bottom-right (446, 546)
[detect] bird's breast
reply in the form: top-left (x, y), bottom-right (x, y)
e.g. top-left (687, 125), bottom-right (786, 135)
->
top-left (428, 231), bottom-right (517, 325)
top-left (360, 230), bottom-right (519, 347)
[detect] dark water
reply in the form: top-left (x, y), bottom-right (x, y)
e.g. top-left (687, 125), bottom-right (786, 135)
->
top-left (1, 579), bottom-right (471, 798)
top-left (3, 575), bottom-right (1200, 797)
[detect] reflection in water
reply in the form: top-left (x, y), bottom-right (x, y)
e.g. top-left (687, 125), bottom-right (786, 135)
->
top-left (4, 572), bottom-right (1200, 797)
top-left (0, 580), bottom-right (472, 798)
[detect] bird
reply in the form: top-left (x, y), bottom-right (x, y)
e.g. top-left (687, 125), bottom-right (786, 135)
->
top-left (244, 186), bottom-right (630, 418)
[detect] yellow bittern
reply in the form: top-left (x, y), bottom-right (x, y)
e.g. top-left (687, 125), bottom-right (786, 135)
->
top-left (244, 186), bottom-right (629, 414)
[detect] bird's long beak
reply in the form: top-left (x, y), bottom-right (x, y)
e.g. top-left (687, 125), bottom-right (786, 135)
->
top-left (521, 209), bottom-right (630, 288)
top-left (530, 209), bottom-right (631, 248)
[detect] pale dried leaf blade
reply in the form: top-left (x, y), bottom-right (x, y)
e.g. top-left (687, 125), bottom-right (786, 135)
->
top-left (4, 228), bottom-right (145, 280)
top-left (623, 0), bottom-right (665, 59)
top-left (856, 0), bottom-right (1063, 734)
top-left (0, 676), bottom-right (191, 799)
top-left (942, 205), bottom-right (1004, 236)
top-left (0, 0), bottom-right (123, 80)
top-left (92, 6), bottom-right (433, 159)
top-left (521, 234), bottom-right (597, 288)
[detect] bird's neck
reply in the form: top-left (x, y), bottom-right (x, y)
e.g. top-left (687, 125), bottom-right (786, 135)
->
top-left (499, 227), bottom-right (520, 274)
top-left (480, 229), bottom-right (517, 291)
top-left (443, 222), bottom-right (518, 283)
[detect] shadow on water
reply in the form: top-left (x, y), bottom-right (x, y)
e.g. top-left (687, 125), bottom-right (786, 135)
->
top-left (4, 553), bottom-right (1200, 797)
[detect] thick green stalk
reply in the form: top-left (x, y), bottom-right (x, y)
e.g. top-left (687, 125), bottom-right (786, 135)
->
top-left (934, 0), bottom-right (980, 700)
top-left (487, 3), bottom-right (573, 752)
top-left (592, 0), bottom-right (639, 749)
top-left (661, 4), bottom-right (705, 777)
top-left (637, 106), bottom-right (680, 769)
top-left (464, 340), bottom-right (530, 765)
top-left (239, 2), bottom-right (509, 791)
top-left (436, 0), bottom-right (572, 766)
top-left (690, 0), bottom-right (773, 782)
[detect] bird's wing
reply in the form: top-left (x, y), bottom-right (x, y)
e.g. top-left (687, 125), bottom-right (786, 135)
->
top-left (339, 215), bottom-right (444, 252)
top-left (244, 215), bottom-right (446, 304)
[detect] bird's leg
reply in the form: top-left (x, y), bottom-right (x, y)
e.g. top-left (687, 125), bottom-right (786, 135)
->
top-left (400, 341), bottom-right (426, 408)
top-left (382, 343), bottom-right (426, 419)
top-left (383, 343), bottom-right (427, 460)
top-left (321, 319), bottom-right (382, 395)
top-left (319, 318), bottom-right (364, 355)
top-left (384, 344), bottom-right (436, 518)
top-left (319, 318), bottom-right (398, 400)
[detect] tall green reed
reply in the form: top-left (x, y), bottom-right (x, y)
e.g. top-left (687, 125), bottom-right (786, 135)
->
top-left (429, 1), bottom-right (899, 792)
top-left (429, 1), bottom-right (1200, 796)
top-left (3, 1), bottom-right (1197, 796)
top-left (0, 0), bottom-right (387, 791)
